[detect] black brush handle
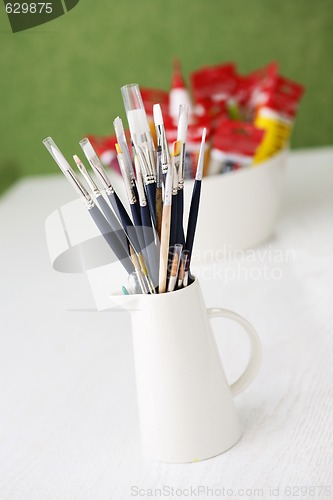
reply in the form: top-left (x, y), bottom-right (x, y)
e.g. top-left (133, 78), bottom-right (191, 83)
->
top-left (88, 204), bottom-right (134, 275)
top-left (141, 204), bottom-right (159, 288)
top-left (130, 202), bottom-right (146, 261)
top-left (145, 182), bottom-right (157, 229)
top-left (185, 180), bottom-right (201, 262)
top-left (96, 195), bottom-right (129, 255)
top-left (106, 191), bottom-right (141, 255)
top-left (176, 189), bottom-right (186, 247)
top-left (170, 193), bottom-right (178, 248)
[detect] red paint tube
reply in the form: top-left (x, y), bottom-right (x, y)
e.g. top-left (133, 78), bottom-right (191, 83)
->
top-left (207, 120), bottom-right (264, 175)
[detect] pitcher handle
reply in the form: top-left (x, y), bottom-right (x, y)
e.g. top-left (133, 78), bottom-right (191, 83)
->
top-left (207, 308), bottom-right (262, 397)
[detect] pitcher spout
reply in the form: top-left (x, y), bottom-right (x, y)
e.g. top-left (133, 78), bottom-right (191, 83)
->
top-left (109, 290), bottom-right (144, 312)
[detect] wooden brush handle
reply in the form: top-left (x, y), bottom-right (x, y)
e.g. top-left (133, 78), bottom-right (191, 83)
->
top-left (158, 204), bottom-right (171, 293)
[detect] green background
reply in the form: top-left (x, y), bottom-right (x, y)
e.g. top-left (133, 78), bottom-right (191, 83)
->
top-left (1, 0), bottom-right (333, 193)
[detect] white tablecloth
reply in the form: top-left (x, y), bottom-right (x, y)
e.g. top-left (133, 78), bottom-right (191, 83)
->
top-left (0, 148), bottom-right (332, 499)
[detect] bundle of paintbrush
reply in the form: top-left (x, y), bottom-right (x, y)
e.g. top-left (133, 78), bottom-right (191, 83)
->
top-left (43, 83), bottom-right (206, 295)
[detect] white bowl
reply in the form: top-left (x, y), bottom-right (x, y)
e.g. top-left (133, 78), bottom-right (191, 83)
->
top-left (183, 149), bottom-right (287, 258)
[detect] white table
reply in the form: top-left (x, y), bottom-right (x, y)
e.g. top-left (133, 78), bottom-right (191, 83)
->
top-left (0, 149), bottom-right (332, 500)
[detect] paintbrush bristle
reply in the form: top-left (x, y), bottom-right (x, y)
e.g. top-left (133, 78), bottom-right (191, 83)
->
top-left (177, 104), bottom-right (189, 143)
top-left (113, 116), bottom-right (125, 138)
top-left (195, 128), bottom-right (207, 181)
top-left (172, 140), bottom-right (182, 157)
top-left (73, 155), bottom-right (87, 175)
top-left (153, 104), bottom-right (164, 127)
top-left (73, 154), bottom-right (82, 165)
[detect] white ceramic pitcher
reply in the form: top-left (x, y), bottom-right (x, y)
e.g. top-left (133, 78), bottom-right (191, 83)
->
top-left (110, 278), bottom-right (261, 463)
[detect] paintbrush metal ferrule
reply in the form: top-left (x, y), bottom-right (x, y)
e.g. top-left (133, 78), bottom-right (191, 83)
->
top-left (155, 124), bottom-right (166, 154)
top-left (172, 140), bottom-right (181, 194)
top-left (88, 154), bottom-right (114, 192)
top-left (79, 138), bottom-right (114, 192)
top-left (113, 116), bottom-right (135, 181)
top-left (141, 141), bottom-right (156, 179)
top-left (153, 104), bottom-right (170, 176)
top-left (144, 173), bottom-right (156, 185)
top-left (155, 145), bottom-right (163, 240)
top-left (148, 147), bottom-right (157, 178)
top-left (134, 154), bottom-right (147, 207)
top-left (128, 190), bottom-right (137, 205)
top-left (134, 143), bottom-right (155, 184)
top-left (156, 145), bottom-right (163, 188)
top-left (172, 173), bottom-right (178, 195)
top-left (164, 164), bottom-right (173, 206)
top-left (156, 128), bottom-right (170, 176)
top-left (116, 144), bottom-right (137, 205)
top-left (161, 138), bottom-right (171, 176)
top-left (155, 124), bottom-right (163, 140)
top-left (178, 142), bottom-right (186, 190)
top-left (73, 155), bottom-right (100, 197)
top-left (119, 159), bottom-right (136, 204)
top-left (66, 169), bottom-right (94, 208)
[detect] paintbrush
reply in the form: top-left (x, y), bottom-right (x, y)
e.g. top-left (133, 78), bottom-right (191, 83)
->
top-left (134, 153), bottom-right (159, 289)
top-left (155, 145), bottom-right (163, 241)
top-left (170, 140), bottom-right (181, 248)
top-left (75, 152), bottom-right (155, 291)
top-left (113, 116), bottom-right (139, 202)
top-left (158, 148), bottom-right (173, 293)
top-left (79, 137), bottom-right (142, 254)
top-left (153, 103), bottom-right (171, 182)
top-left (115, 142), bottom-right (155, 287)
top-left (74, 141), bottom-right (155, 293)
top-left (177, 250), bottom-right (189, 289)
top-left (43, 137), bottom-right (134, 275)
top-left (73, 154), bottom-right (130, 256)
top-left (137, 141), bottom-right (157, 229)
top-left (121, 84), bottom-right (157, 228)
top-left (182, 250), bottom-right (190, 287)
top-left (176, 104), bottom-right (189, 247)
top-left (167, 243), bottom-right (182, 292)
top-left (129, 246), bottom-right (153, 294)
top-left (115, 143), bottom-right (142, 234)
top-left (184, 128), bottom-right (206, 279)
